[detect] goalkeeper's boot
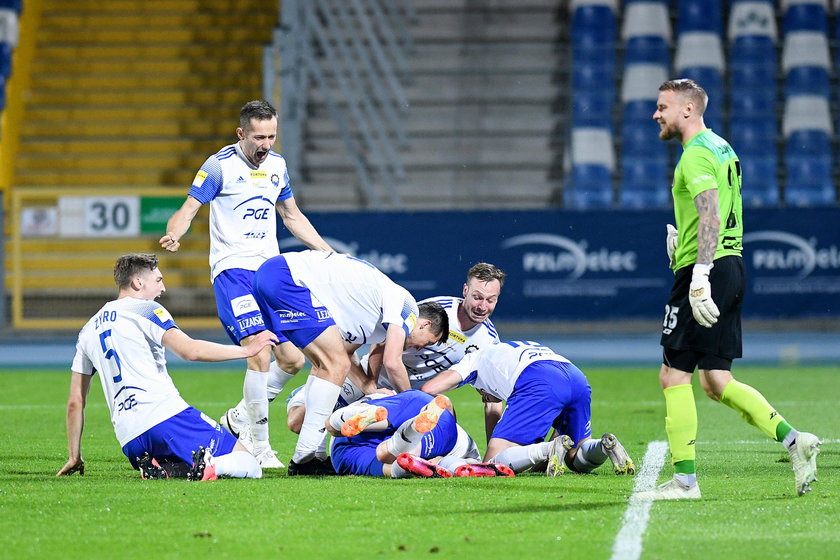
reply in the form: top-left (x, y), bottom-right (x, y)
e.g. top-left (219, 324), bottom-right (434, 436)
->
top-left (546, 434), bottom-right (574, 477)
top-left (454, 462), bottom-right (515, 478)
top-left (397, 453), bottom-right (453, 478)
top-left (187, 447), bottom-right (218, 482)
top-left (413, 395), bottom-right (449, 433)
top-left (137, 452), bottom-right (168, 480)
top-left (341, 405), bottom-right (388, 437)
top-left (636, 478), bottom-right (701, 500)
top-left (789, 432), bottom-right (821, 496)
top-left (601, 433), bottom-right (636, 475)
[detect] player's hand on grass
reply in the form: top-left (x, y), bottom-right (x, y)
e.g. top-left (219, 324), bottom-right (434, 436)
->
top-left (159, 232), bottom-right (180, 252)
top-left (689, 263), bottom-right (719, 328)
top-left (57, 458), bottom-right (85, 477)
top-left (666, 224), bottom-right (678, 267)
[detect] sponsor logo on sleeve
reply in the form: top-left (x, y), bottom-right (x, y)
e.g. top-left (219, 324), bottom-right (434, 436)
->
top-left (192, 170), bottom-right (208, 188)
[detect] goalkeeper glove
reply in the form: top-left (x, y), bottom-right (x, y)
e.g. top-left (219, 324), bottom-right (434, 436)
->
top-left (689, 263), bottom-right (719, 328)
top-left (666, 224), bottom-right (678, 267)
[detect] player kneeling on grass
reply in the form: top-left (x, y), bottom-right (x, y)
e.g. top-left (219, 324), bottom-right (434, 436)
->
top-left (421, 341), bottom-right (636, 477)
top-left (326, 390), bottom-right (504, 478)
top-left (56, 253), bottom-right (275, 482)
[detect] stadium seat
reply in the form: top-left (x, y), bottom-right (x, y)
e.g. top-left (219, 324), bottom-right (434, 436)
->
top-left (782, 32), bottom-right (831, 75)
top-left (782, 95), bottom-right (832, 138)
top-left (572, 91), bottom-right (613, 128)
top-left (624, 36), bottom-right (670, 67)
top-left (677, 66), bottom-right (724, 133)
top-left (785, 66), bottom-right (830, 98)
top-left (566, 127), bottom-right (615, 209)
top-left (783, 0), bottom-right (829, 35)
top-left (784, 158), bottom-right (835, 207)
top-left (621, 121), bottom-right (669, 162)
top-left (0, 41), bottom-right (10, 77)
top-left (567, 164), bottom-right (614, 209)
top-left (0, 0), bottom-right (21, 13)
top-left (621, 64), bottom-right (668, 109)
top-left (739, 156), bottom-right (780, 207)
top-left (619, 158), bottom-right (671, 208)
top-left (677, 0), bottom-right (722, 36)
top-left (622, 0), bottom-right (672, 44)
top-left (571, 1), bottom-right (617, 71)
top-left (729, 118), bottom-right (777, 156)
top-left (0, 7), bottom-right (18, 47)
top-left (728, 0), bottom-right (778, 44)
top-left (572, 64), bottom-right (614, 95)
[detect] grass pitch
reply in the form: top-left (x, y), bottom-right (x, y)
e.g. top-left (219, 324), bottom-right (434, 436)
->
top-left (1, 364), bottom-right (837, 559)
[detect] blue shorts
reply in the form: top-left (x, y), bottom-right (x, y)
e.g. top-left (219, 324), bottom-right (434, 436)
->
top-left (213, 268), bottom-right (290, 345)
top-left (492, 361), bottom-right (592, 446)
top-left (254, 256), bottom-right (336, 349)
top-left (330, 391), bottom-right (458, 476)
top-left (121, 407), bottom-right (239, 469)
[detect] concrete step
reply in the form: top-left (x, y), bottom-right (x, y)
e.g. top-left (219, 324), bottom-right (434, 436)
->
top-left (43, 0), bottom-right (271, 14)
top-left (20, 138), bottom-right (219, 156)
top-left (36, 26), bottom-right (265, 46)
top-left (15, 152), bottom-right (199, 172)
top-left (30, 56), bottom-right (255, 76)
top-left (25, 87), bottom-right (251, 107)
top-left (14, 168), bottom-right (193, 187)
top-left (411, 11), bottom-right (557, 42)
top-left (308, 104), bottom-right (556, 137)
top-left (36, 43), bottom-right (263, 61)
top-left (409, 42), bottom-right (559, 74)
top-left (40, 11), bottom-right (276, 30)
top-left (25, 105), bottom-right (232, 124)
top-left (29, 72), bottom-right (261, 91)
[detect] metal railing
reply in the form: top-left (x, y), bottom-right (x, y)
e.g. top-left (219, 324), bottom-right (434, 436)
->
top-left (264, 0), bottom-right (414, 208)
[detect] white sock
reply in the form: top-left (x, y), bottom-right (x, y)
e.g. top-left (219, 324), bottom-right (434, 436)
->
top-left (437, 455), bottom-right (470, 472)
top-left (491, 442), bottom-right (552, 472)
top-left (328, 403), bottom-right (371, 432)
top-left (390, 461), bottom-right (408, 479)
top-left (212, 451), bottom-right (262, 479)
top-left (674, 472), bottom-right (697, 487)
top-left (267, 361), bottom-right (296, 402)
top-left (385, 418), bottom-right (424, 457)
top-left (573, 439), bottom-right (608, 473)
top-left (783, 429), bottom-right (800, 450)
top-left (293, 376), bottom-right (341, 463)
top-left (243, 369), bottom-right (269, 443)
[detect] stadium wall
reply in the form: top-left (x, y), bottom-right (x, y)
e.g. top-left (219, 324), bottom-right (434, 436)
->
top-left (281, 207), bottom-right (840, 323)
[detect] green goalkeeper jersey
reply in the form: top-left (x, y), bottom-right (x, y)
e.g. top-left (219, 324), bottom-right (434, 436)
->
top-left (671, 129), bottom-right (744, 271)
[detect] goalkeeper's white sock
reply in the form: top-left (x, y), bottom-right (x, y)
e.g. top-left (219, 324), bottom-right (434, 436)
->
top-left (385, 419), bottom-right (424, 457)
top-left (572, 439), bottom-right (608, 473)
top-left (293, 376), bottom-right (341, 463)
top-left (491, 442), bottom-right (552, 471)
top-left (267, 361), bottom-right (296, 402)
top-left (212, 450), bottom-right (262, 479)
top-left (243, 369), bottom-right (269, 444)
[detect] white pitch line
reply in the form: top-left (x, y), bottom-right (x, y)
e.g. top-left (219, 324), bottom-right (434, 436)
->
top-left (609, 441), bottom-right (668, 560)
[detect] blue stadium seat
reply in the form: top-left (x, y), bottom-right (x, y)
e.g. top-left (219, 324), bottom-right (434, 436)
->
top-left (619, 159), bottom-right (671, 208)
top-left (783, 1), bottom-right (828, 35)
top-left (572, 91), bottom-right (613, 128)
top-left (0, 42), bottom-right (10, 77)
top-left (678, 66), bottom-right (723, 132)
top-left (677, 0), bottom-right (722, 36)
top-left (785, 66), bottom-right (830, 98)
top-left (572, 63), bottom-right (614, 95)
top-left (567, 165), bottom-right (614, 209)
top-left (784, 158), bottom-right (835, 207)
top-left (621, 122), bottom-right (669, 163)
top-left (624, 36), bottom-right (670, 67)
top-left (739, 156), bottom-right (780, 207)
top-left (731, 89), bottom-right (776, 119)
top-left (729, 118), bottom-right (777, 156)
top-left (0, 0), bottom-right (21, 13)
top-left (730, 62), bottom-right (776, 91)
top-left (572, 4), bottom-right (617, 71)
top-left (785, 129), bottom-right (830, 157)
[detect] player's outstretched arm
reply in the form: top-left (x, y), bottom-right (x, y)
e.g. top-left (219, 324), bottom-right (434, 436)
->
top-left (162, 328), bottom-right (278, 362)
top-left (382, 324), bottom-right (411, 392)
top-left (420, 369), bottom-right (460, 395)
top-left (57, 372), bottom-right (92, 476)
top-left (275, 197), bottom-right (334, 252)
top-left (159, 196), bottom-right (202, 253)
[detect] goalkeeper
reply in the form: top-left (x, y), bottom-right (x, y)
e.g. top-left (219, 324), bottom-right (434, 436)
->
top-left (641, 78), bottom-right (820, 500)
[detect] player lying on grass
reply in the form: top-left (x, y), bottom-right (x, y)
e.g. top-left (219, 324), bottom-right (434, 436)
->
top-left (421, 340), bottom-right (636, 476)
top-left (57, 253), bottom-right (276, 482)
top-left (326, 390), bottom-right (512, 478)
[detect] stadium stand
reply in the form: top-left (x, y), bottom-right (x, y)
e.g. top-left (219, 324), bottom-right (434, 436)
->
top-left (566, 126), bottom-right (615, 209)
top-left (619, 0), bottom-right (671, 208)
top-left (781, 0), bottom-right (836, 206)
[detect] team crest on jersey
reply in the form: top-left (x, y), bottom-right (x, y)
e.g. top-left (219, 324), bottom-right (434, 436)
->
top-left (465, 344), bottom-right (479, 354)
top-left (271, 173), bottom-right (280, 187)
top-left (192, 170), bottom-right (208, 188)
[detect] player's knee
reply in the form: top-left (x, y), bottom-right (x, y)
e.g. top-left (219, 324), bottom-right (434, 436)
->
top-left (287, 407), bottom-right (303, 434)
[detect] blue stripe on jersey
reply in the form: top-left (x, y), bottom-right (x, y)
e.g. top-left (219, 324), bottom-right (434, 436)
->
top-left (458, 370), bottom-right (478, 388)
top-left (431, 296), bottom-right (456, 309)
top-left (483, 319), bottom-right (498, 338)
top-left (216, 146), bottom-right (236, 160)
top-left (122, 299), bottom-right (177, 331)
top-left (188, 156), bottom-right (223, 202)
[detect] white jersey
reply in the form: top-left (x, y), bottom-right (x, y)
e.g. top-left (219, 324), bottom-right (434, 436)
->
top-left (449, 341), bottom-right (570, 401)
top-left (71, 297), bottom-right (189, 447)
top-left (188, 143), bottom-right (294, 281)
top-left (284, 251), bottom-right (418, 345)
top-left (376, 296), bottom-right (500, 391)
